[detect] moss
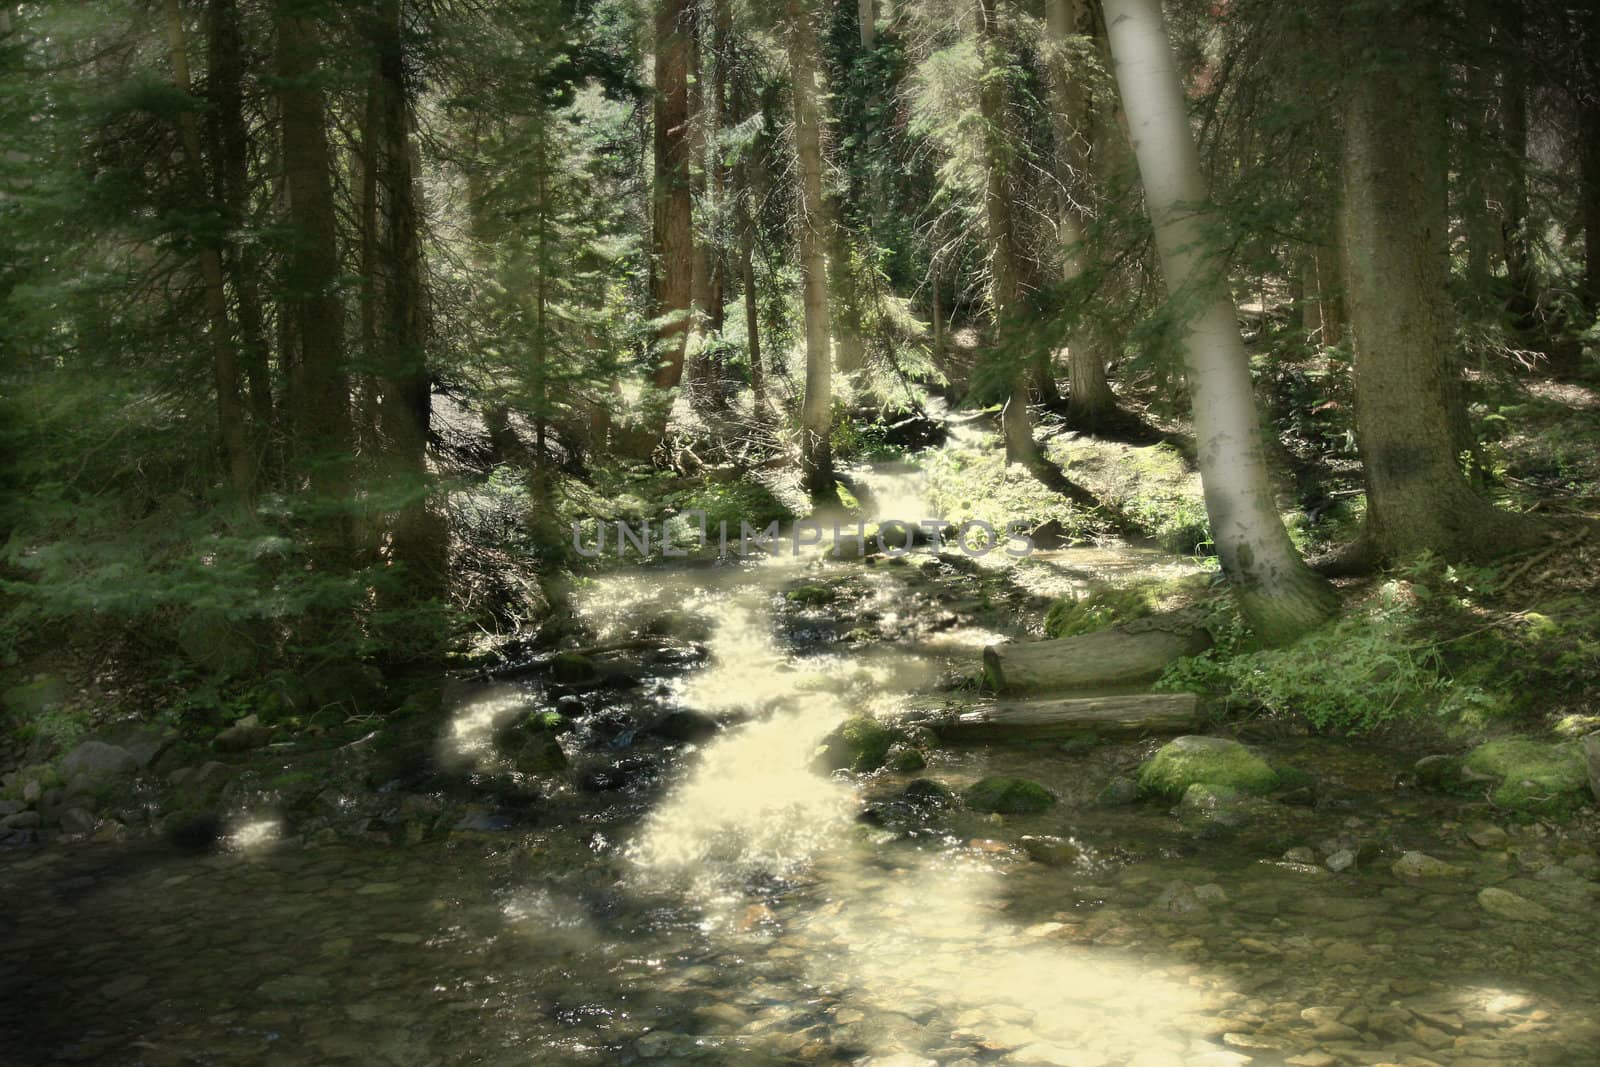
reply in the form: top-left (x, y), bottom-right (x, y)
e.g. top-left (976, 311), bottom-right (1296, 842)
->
top-left (1137, 735), bottom-right (1278, 800)
top-left (785, 584), bottom-right (836, 607)
top-left (814, 716), bottom-right (894, 773)
top-left (549, 652), bottom-right (597, 683)
top-left (1044, 586), bottom-right (1155, 639)
top-left (1463, 739), bottom-right (1589, 815)
top-left (964, 776), bottom-right (1055, 814)
top-left (1, 763), bottom-right (62, 801)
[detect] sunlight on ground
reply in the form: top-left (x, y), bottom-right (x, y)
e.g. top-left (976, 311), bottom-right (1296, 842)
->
top-left (440, 683), bottom-right (535, 769)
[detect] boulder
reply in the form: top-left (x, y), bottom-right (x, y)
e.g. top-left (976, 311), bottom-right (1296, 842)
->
top-left (59, 741), bottom-right (139, 784)
top-left (1138, 735), bottom-right (1278, 800)
top-left (1477, 886), bottom-right (1552, 923)
top-left (1463, 739), bottom-right (1590, 816)
top-left (58, 807), bottom-right (98, 836)
top-left (1392, 851), bottom-right (1466, 878)
top-left (213, 716), bottom-right (273, 754)
top-left (963, 776), bottom-right (1055, 814)
top-left (813, 716), bottom-right (894, 774)
top-left (1175, 783), bottom-right (1269, 829)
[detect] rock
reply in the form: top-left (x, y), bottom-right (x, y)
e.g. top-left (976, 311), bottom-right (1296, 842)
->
top-left (1463, 738), bottom-right (1590, 816)
top-left (885, 743), bottom-right (926, 772)
top-left (1285, 1054), bottom-right (1338, 1067)
top-left (643, 610), bottom-right (712, 643)
top-left (21, 779), bottom-right (41, 805)
top-left (1137, 735), bottom-right (1278, 799)
top-left (785, 584), bottom-right (835, 607)
top-left (1325, 848), bottom-right (1357, 873)
top-left (1477, 886), bottom-right (1552, 922)
top-left (1154, 880), bottom-right (1207, 914)
top-left (963, 776), bottom-right (1055, 814)
top-left (59, 741), bottom-right (139, 784)
top-left (813, 716), bottom-right (894, 774)
top-left (58, 807), bottom-right (98, 835)
top-left (1176, 783), bottom-right (1267, 828)
top-left (1414, 754), bottom-right (1471, 791)
top-left (1096, 776), bottom-right (1140, 806)
top-left (1, 811), bottom-right (41, 830)
top-left (1466, 823), bottom-right (1509, 849)
top-left (1584, 730), bottom-right (1600, 804)
top-left (212, 716), bottom-right (273, 754)
top-left (1283, 846), bottom-right (1316, 864)
top-left (549, 652), bottom-right (598, 684)
top-left (649, 709), bottom-right (719, 743)
top-left (1020, 835), bottom-right (1083, 866)
top-left (1392, 850), bottom-right (1467, 878)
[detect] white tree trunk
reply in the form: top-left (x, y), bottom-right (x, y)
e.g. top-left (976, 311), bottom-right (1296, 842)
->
top-left (1102, 0), bottom-right (1336, 643)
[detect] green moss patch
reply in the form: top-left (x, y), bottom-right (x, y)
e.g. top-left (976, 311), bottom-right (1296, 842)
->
top-left (964, 776), bottom-right (1055, 814)
top-left (1138, 735), bottom-right (1278, 800)
top-left (1463, 739), bottom-right (1589, 816)
top-left (814, 716), bottom-right (894, 773)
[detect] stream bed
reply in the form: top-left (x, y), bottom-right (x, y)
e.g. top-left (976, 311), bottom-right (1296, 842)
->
top-left (3, 440), bottom-right (1599, 1067)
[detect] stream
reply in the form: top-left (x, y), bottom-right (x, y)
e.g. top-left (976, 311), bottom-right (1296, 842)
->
top-left (3, 425), bottom-right (1599, 1066)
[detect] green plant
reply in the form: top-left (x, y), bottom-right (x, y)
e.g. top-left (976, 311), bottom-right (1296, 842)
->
top-left (1043, 586), bottom-right (1154, 638)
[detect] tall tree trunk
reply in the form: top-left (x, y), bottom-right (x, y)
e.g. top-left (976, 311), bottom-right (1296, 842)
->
top-left (686, 13), bottom-right (713, 395)
top-left (164, 0), bottom-right (253, 494)
top-left (1314, 240), bottom-right (1343, 347)
top-left (275, 0), bottom-right (350, 545)
top-left (1584, 97), bottom-right (1600, 321)
top-left (788, 0), bottom-right (837, 503)
top-left (1498, 2), bottom-right (1535, 330)
top-left (1339, 7), bottom-right (1540, 565)
top-left (1045, 0), bottom-right (1117, 430)
top-left (858, 0), bottom-right (874, 50)
top-left (651, 0), bottom-right (694, 408)
top-left (1103, 0), bottom-right (1336, 643)
top-left (976, 0), bottom-right (1040, 465)
top-left (207, 0), bottom-right (271, 435)
top-left (367, 0), bottom-right (444, 599)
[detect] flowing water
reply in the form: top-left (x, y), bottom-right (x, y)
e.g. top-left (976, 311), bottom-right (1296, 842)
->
top-left (3, 431), bottom-right (1599, 1066)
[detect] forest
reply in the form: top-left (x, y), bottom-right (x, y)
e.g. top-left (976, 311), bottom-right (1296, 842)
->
top-left (2, 0), bottom-right (1600, 1064)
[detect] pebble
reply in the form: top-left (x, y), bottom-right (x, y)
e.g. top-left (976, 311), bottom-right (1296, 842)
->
top-left (1392, 851), bottom-right (1467, 878)
top-left (1477, 887), bottom-right (1553, 922)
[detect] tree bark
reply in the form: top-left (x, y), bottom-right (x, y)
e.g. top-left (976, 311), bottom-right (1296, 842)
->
top-left (788, 0), bottom-right (836, 502)
top-left (275, 0), bottom-right (350, 542)
top-left (976, 0), bottom-right (1041, 466)
top-left (1497, 2), bottom-right (1535, 329)
top-left (982, 621), bottom-right (1211, 694)
top-left (1339, 8), bottom-right (1541, 564)
top-left (922, 692), bottom-right (1202, 742)
top-left (206, 0), bottom-right (271, 434)
top-left (1103, 0), bottom-right (1337, 644)
top-left (651, 0), bottom-right (694, 402)
top-left (1045, 0), bottom-right (1117, 430)
top-left (366, 0), bottom-right (444, 599)
top-left (164, 0), bottom-right (253, 494)
top-left (859, 0), bottom-right (875, 50)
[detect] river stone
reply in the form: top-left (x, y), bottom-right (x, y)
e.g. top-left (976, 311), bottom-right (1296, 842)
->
top-left (1392, 850), bottom-right (1466, 878)
top-left (58, 807), bottom-right (98, 835)
top-left (1095, 775), bottom-right (1139, 806)
top-left (213, 716), bottom-right (272, 753)
top-left (1463, 738), bottom-right (1590, 815)
top-left (1325, 848), bottom-right (1357, 873)
top-left (1477, 886), bottom-right (1553, 922)
top-left (814, 716), bottom-right (894, 773)
top-left (963, 776), bottom-right (1055, 814)
top-left (59, 741), bottom-right (139, 784)
top-left (1138, 735), bottom-right (1278, 799)
top-left (1, 811), bottom-right (41, 830)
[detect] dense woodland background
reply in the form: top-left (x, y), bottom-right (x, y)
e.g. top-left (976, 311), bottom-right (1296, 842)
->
top-left (3, 0), bottom-right (1600, 751)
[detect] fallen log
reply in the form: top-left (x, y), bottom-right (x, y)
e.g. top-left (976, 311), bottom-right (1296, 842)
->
top-left (917, 692), bottom-right (1204, 742)
top-left (982, 618), bottom-right (1210, 694)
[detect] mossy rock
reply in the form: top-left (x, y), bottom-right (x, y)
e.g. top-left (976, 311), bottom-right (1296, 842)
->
top-left (1463, 739), bottom-right (1589, 816)
top-left (885, 743), bottom-right (926, 772)
top-left (964, 776), bottom-right (1055, 814)
top-left (813, 716), bottom-right (894, 773)
top-left (785, 584), bottom-right (836, 608)
top-left (1137, 735), bottom-right (1278, 800)
top-left (1, 763), bottom-right (62, 803)
top-left (513, 735), bottom-right (569, 775)
top-left (549, 652), bottom-right (598, 684)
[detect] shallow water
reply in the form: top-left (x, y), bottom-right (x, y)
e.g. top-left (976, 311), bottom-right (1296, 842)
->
top-left (4, 448), bottom-right (1599, 1066)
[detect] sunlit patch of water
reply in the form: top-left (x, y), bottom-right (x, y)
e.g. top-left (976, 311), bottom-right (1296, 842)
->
top-left (440, 683), bottom-right (537, 770)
